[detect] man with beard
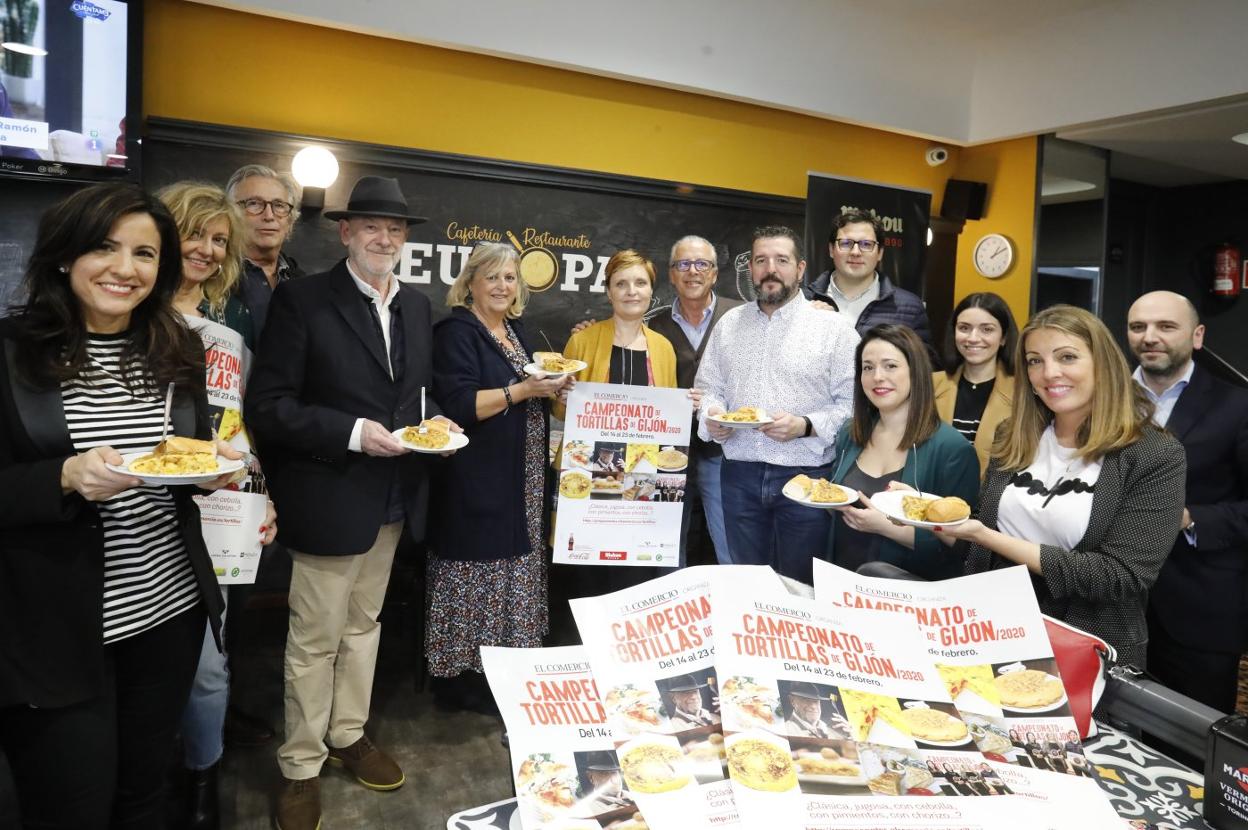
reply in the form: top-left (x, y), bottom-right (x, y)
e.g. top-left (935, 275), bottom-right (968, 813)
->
top-left (695, 226), bottom-right (858, 582)
top-left (247, 176), bottom-right (459, 830)
top-left (1127, 290), bottom-right (1248, 715)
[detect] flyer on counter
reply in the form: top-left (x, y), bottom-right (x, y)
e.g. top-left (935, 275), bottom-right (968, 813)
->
top-left (813, 561), bottom-right (1094, 778)
top-left (481, 645), bottom-right (641, 830)
top-left (569, 565), bottom-right (787, 830)
top-left (711, 585), bottom-right (1007, 830)
top-left (989, 761), bottom-right (1126, 829)
top-left (187, 315), bottom-right (265, 584)
top-left (553, 382), bottom-right (693, 568)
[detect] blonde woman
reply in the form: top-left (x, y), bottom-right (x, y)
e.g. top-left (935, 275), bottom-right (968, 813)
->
top-left (937, 305), bottom-right (1185, 667)
top-left (427, 242), bottom-right (570, 713)
top-left (159, 182), bottom-right (254, 351)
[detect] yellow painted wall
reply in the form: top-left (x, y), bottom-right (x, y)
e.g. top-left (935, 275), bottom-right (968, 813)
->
top-left (143, 0), bottom-right (1036, 321)
top-left (951, 138), bottom-right (1039, 323)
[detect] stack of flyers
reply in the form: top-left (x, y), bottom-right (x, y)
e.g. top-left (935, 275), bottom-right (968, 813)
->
top-left (570, 565), bottom-right (787, 830)
top-left (710, 584), bottom-right (1009, 830)
top-left (813, 561), bottom-right (1096, 780)
top-left (482, 646), bottom-right (639, 830)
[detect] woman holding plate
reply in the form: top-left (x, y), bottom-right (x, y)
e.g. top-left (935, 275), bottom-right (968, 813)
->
top-left (825, 324), bottom-right (979, 580)
top-left (932, 292), bottom-right (1018, 477)
top-left (551, 250), bottom-right (681, 601)
top-left (160, 181), bottom-right (277, 829)
top-left (428, 242), bottom-right (570, 712)
top-left (0, 184), bottom-right (239, 827)
top-left (937, 305), bottom-right (1184, 669)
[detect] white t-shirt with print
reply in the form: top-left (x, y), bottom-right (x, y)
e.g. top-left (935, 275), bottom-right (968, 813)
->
top-left (996, 425), bottom-right (1103, 551)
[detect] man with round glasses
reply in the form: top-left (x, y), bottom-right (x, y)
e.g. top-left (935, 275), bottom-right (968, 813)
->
top-left (645, 236), bottom-right (742, 565)
top-left (804, 209), bottom-right (933, 355)
top-left (226, 164), bottom-right (306, 343)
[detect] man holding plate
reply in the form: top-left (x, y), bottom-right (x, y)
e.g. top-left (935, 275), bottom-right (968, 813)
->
top-left (695, 226), bottom-right (858, 583)
top-left (247, 176), bottom-right (459, 830)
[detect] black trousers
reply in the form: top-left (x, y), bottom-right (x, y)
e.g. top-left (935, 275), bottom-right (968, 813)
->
top-left (0, 604), bottom-right (205, 830)
top-left (1146, 616), bottom-right (1240, 715)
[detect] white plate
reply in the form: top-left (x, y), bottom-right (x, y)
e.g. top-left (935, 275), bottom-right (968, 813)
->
top-left (870, 490), bottom-right (970, 529)
top-left (523, 360), bottom-right (587, 378)
top-left (706, 413), bottom-right (774, 430)
top-left (996, 672), bottom-right (1069, 714)
top-left (106, 452), bottom-right (246, 486)
top-left (391, 427), bottom-right (469, 453)
top-left (781, 480), bottom-right (859, 510)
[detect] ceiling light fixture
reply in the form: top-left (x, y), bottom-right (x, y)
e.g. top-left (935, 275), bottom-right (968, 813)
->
top-left (1, 42), bottom-right (48, 56)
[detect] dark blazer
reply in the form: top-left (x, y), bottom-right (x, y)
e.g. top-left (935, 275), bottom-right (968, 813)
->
top-left (1148, 365), bottom-right (1248, 653)
top-left (430, 308), bottom-right (550, 561)
top-left (246, 260), bottom-right (442, 556)
top-left (804, 271), bottom-right (935, 360)
top-left (646, 295), bottom-right (742, 460)
top-left (0, 318), bottom-right (223, 708)
top-left (964, 426), bottom-right (1185, 668)
top-left (827, 420), bottom-right (980, 579)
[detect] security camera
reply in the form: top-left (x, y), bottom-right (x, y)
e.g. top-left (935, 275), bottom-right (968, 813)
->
top-left (925, 147), bottom-right (949, 167)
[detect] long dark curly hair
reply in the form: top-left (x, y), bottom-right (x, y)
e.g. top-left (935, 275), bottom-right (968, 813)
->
top-left (10, 184), bottom-right (204, 395)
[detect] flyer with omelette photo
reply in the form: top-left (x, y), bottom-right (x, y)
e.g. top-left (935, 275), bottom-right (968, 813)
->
top-left (709, 586), bottom-right (1007, 830)
top-left (569, 566), bottom-right (787, 830)
top-left (481, 645), bottom-right (645, 830)
top-left (811, 561), bottom-right (1091, 776)
top-left (553, 383), bottom-right (693, 569)
top-left (186, 316), bottom-right (266, 585)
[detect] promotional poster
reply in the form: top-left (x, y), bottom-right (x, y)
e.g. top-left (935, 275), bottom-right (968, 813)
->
top-left (554, 383), bottom-right (693, 568)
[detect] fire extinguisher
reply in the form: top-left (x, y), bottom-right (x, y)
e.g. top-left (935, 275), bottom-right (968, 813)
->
top-left (1213, 242), bottom-right (1241, 297)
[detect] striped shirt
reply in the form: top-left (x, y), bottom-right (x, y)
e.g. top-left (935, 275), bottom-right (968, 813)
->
top-left (61, 333), bottom-right (199, 644)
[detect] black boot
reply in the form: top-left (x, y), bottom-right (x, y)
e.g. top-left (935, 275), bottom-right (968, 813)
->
top-left (187, 763), bottom-right (220, 830)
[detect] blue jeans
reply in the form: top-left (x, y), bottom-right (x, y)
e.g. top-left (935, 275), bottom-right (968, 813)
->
top-left (696, 454), bottom-right (731, 565)
top-left (181, 585), bottom-right (229, 770)
top-left (720, 459), bottom-right (833, 585)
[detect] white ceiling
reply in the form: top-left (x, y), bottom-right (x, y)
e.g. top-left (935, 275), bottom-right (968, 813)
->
top-left (194, 0), bottom-right (1248, 185)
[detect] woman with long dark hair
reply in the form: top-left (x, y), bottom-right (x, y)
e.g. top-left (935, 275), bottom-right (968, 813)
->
top-left (933, 292), bottom-right (1018, 477)
top-left (826, 324), bottom-right (979, 580)
top-left (0, 184), bottom-right (238, 828)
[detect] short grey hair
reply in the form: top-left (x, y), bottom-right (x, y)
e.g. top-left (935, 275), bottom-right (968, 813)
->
top-left (668, 235), bottom-right (718, 268)
top-left (226, 164), bottom-right (302, 222)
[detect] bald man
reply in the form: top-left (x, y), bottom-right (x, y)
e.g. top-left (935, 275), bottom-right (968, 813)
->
top-left (1127, 291), bottom-right (1248, 713)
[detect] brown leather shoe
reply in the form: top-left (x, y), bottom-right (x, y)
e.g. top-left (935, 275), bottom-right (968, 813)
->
top-left (326, 734), bottom-right (405, 791)
top-left (275, 777), bottom-right (321, 830)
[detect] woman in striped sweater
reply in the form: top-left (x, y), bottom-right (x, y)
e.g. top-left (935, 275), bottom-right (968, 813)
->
top-left (0, 184), bottom-right (241, 829)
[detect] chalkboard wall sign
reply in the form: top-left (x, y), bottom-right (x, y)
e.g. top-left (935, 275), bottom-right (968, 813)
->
top-left (133, 118), bottom-right (804, 348)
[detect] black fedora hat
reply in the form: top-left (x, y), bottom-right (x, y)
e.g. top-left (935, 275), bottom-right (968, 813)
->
top-left (787, 682), bottom-right (831, 701)
top-left (584, 751), bottom-right (620, 772)
top-left (324, 175), bottom-right (427, 223)
top-left (666, 674), bottom-right (707, 693)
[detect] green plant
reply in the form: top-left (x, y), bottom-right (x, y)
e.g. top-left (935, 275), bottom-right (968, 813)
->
top-left (2, 0), bottom-right (41, 79)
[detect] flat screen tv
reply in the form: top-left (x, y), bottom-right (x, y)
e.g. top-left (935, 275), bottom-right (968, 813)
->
top-left (0, 0), bottom-right (140, 182)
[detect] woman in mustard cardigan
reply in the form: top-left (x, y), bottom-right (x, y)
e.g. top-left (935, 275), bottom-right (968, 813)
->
top-left (551, 249), bottom-right (679, 602)
top-left (932, 292), bottom-right (1017, 477)
top-left (552, 249), bottom-right (678, 418)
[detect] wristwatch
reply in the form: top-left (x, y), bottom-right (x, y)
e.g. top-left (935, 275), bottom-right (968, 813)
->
top-left (801, 416), bottom-right (814, 438)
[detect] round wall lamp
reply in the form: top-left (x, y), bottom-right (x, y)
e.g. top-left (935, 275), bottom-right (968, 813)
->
top-left (291, 146), bottom-right (339, 212)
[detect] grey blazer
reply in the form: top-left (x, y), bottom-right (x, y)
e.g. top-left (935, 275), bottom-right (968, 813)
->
top-left (963, 426), bottom-right (1185, 668)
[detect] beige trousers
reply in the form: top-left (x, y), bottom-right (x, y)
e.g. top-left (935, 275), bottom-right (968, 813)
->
top-left (277, 522), bottom-right (402, 780)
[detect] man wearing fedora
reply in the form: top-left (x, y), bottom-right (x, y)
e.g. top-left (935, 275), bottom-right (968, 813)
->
top-left (247, 175), bottom-right (459, 830)
top-left (663, 674), bottom-right (719, 728)
top-left (577, 753), bottom-right (633, 816)
top-left (784, 683), bottom-right (849, 739)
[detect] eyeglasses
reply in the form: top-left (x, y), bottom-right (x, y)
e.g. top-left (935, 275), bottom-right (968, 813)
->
top-left (672, 259), bottom-right (714, 273)
top-left (237, 198), bottom-right (295, 218)
top-left (833, 239), bottom-right (879, 253)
